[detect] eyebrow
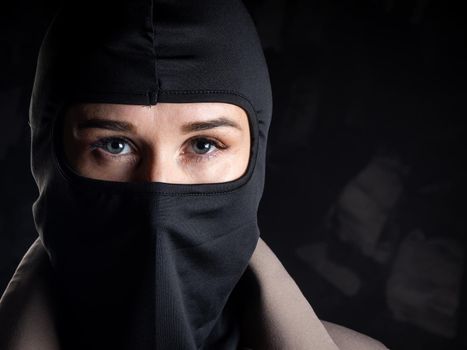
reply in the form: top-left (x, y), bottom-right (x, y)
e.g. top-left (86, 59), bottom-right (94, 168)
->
top-left (76, 118), bottom-right (135, 132)
top-left (76, 116), bottom-right (242, 133)
top-left (181, 117), bottom-right (242, 133)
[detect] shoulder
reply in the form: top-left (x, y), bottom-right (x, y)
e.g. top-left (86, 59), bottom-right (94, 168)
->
top-left (321, 321), bottom-right (387, 350)
top-left (0, 238), bottom-right (59, 350)
top-left (321, 321), bottom-right (389, 350)
top-left (245, 238), bottom-right (389, 350)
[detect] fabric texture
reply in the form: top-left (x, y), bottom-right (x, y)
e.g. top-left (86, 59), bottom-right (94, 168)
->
top-left (29, 0), bottom-right (272, 349)
top-left (0, 237), bottom-right (391, 350)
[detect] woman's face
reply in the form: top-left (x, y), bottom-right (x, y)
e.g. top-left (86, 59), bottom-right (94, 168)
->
top-left (62, 102), bottom-right (251, 184)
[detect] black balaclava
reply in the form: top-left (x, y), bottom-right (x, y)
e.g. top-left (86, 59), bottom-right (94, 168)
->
top-left (29, 0), bottom-right (272, 349)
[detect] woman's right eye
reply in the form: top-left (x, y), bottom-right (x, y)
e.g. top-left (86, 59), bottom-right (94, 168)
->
top-left (91, 137), bottom-right (133, 156)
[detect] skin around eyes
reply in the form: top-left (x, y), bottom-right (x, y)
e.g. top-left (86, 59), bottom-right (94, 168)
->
top-left (62, 102), bottom-right (251, 184)
top-left (72, 129), bottom-right (240, 182)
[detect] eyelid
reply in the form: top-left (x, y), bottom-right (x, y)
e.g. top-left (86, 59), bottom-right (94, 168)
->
top-left (184, 135), bottom-right (228, 151)
top-left (90, 136), bottom-right (138, 155)
top-left (90, 134), bottom-right (228, 163)
top-left (177, 136), bottom-right (229, 167)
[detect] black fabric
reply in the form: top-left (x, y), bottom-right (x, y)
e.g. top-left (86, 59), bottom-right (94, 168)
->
top-left (29, 0), bottom-right (272, 349)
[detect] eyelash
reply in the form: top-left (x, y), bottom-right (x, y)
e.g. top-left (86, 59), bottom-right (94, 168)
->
top-left (90, 136), bottom-right (228, 163)
top-left (183, 136), bottom-right (228, 163)
top-left (90, 136), bottom-right (135, 160)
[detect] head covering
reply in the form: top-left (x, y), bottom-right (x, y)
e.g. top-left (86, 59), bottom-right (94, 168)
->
top-left (29, 0), bottom-right (272, 348)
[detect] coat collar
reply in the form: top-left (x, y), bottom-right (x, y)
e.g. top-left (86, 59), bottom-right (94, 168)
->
top-left (0, 239), bottom-right (59, 350)
top-left (0, 238), bottom-right (340, 350)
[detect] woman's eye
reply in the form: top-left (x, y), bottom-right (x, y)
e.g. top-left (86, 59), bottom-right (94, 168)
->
top-left (191, 138), bottom-right (217, 154)
top-left (93, 137), bottom-right (133, 155)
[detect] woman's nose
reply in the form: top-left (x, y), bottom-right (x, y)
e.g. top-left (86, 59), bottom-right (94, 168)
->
top-left (136, 152), bottom-right (184, 184)
top-left (140, 159), bottom-right (170, 184)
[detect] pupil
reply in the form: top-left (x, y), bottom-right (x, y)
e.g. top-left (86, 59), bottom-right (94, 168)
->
top-left (195, 140), bottom-right (211, 154)
top-left (107, 140), bottom-right (124, 153)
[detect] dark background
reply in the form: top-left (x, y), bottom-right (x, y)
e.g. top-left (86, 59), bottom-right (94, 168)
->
top-left (1, 0), bottom-right (465, 349)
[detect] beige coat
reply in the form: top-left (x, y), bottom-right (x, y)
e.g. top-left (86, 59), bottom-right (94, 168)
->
top-left (0, 238), bottom-right (388, 350)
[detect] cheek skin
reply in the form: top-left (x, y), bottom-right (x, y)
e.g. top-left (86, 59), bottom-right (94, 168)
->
top-left (78, 157), bottom-right (136, 182)
top-left (218, 146), bottom-right (250, 182)
top-left (184, 141), bottom-right (250, 184)
top-left (185, 157), bottom-right (236, 184)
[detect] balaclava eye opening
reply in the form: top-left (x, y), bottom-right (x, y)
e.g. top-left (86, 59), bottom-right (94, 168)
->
top-left (29, 0), bottom-right (272, 349)
top-left (53, 96), bottom-right (259, 192)
top-left (56, 101), bottom-right (256, 186)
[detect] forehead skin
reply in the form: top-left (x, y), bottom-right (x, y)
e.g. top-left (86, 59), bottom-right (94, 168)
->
top-left (65, 102), bottom-right (250, 134)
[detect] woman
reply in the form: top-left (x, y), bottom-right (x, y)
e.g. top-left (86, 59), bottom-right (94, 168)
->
top-left (0, 0), bottom-right (387, 349)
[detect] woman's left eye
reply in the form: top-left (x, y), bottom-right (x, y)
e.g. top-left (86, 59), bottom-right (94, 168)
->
top-left (191, 138), bottom-right (218, 154)
top-left (184, 137), bottom-right (227, 161)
